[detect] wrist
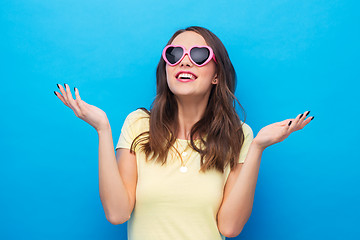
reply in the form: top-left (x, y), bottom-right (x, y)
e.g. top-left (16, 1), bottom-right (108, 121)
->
top-left (251, 139), bottom-right (266, 152)
top-left (97, 122), bottom-right (111, 134)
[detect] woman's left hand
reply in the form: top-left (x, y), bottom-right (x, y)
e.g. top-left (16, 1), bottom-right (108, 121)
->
top-left (252, 111), bottom-right (314, 150)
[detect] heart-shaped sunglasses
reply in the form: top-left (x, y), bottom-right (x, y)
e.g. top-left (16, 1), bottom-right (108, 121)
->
top-left (162, 45), bottom-right (217, 67)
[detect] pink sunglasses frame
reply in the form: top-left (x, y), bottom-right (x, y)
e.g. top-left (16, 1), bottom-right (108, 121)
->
top-left (162, 44), bottom-right (217, 67)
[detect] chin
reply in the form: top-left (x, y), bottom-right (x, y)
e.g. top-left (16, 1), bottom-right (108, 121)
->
top-left (172, 90), bottom-right (196, 97)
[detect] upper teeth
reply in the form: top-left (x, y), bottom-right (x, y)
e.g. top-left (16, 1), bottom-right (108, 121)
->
top-left (178, 73), bottom-right (195, 79)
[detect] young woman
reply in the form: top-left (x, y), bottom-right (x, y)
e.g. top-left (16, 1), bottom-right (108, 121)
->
top-left (54, 26), bottom-right (314, 240)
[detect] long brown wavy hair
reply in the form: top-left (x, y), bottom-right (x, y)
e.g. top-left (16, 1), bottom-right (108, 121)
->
top-left (130, 26), bottom-right (247, 173)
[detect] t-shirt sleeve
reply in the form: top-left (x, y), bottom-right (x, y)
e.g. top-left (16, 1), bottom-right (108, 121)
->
top-left (238, 122), bottom-right (254, 163)
top-left (115, 109), bottom-right (148, 151)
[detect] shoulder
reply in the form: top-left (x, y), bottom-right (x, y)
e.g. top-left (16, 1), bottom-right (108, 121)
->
top-left (240, 121), bottom-right (253, 137)
top-left (122, 108), bottom-right (150, 131)
top-left (126, 108), bottom-right (150, 121)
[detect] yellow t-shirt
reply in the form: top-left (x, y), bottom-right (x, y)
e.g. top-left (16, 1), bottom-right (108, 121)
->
top-left (116, 109), bottom-right (254, 240)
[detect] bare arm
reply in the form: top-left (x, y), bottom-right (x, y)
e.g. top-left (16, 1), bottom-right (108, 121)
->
top-left (218, 112), bottom-right (313, 237)
top-left (54, 84), bottom-right (136, 225)
top-left (217, 142), bottom-right (263, 237)
top-left (98, 125), bottom-right (133, 224)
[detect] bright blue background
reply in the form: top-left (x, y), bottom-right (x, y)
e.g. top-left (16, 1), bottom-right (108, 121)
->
top-left (1, 0), bottom-right (359, 239)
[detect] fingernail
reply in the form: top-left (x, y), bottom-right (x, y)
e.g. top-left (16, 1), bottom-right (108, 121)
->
top-left (74, 87), bottom-right (76, 92)
top-left (57, 84), bottom-right (60, 89)
top-left (299, 114), bottom-right (303, 118)
top-left (64, 83), bottom-right (67, 89)
top-left (306, 111), bottom-right (310, 116)
top-left (288, 121), bottom-right (292, 126)
top-left (311, 116), bottom-right (314, 120)
top-left (54, 91), bottom-right (57, 96)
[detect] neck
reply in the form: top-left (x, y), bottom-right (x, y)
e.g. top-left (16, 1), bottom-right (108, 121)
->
top-left (175, 93), bottom-right (210, 140)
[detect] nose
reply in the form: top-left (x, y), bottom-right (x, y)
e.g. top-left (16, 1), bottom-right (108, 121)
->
top-left (180, 53), bottom-right (193, 67)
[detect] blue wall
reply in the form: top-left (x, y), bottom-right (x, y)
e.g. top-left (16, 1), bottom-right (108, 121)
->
top-left (1, 0), bottom-right (359, 239)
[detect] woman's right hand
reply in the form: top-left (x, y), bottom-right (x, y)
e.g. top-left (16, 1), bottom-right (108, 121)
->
top-left (54, 83), bottom-right (110, 132)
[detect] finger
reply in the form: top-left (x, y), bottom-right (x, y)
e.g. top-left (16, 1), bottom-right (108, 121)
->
top-left (54, 91), bottom-right (69, 106)
top-left (284, 119), bottom-right (293, 136)
top-left (279, 119), bottom-right (290, 125)
top-left (279, 119), bottom-right (293, 126)
top-left (74, 87), bottom-right (82, 101)
top-left (291, 114), bottom-right (301, 131)
top-left (297, 111), bottom-right (310, 129)
top-left (289, 112), bottom-right (305, 131)
top-left (286, 116), bottom-right (296, 131)
top-left (62, 84), bottom-right (73, 108)
top-left (57, 83), bottom-right (70, 105)
top-left (300, 115), bottom-right (313, 129)
top-left (74, 87), bottom-right (87, 112)
top-left (293, 113), bottom-right (303, 125)
top-left (64, 84), bottom-right (81, 114)
top-left (287, 120), bottom-right (293, 128)
top-left (74, 87), bottom-right (88, 107)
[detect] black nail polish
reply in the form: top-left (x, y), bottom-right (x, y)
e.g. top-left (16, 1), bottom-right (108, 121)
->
top-left (311, 116), bottom-right (314, 120)
top-left (299, 114), bottom-right (303, 118)
top-left (57, 84), bottom-right (60, 89)
top-left (306, 111), bottom-right (310, 116)
top-left (288, 121), bottom-right (292, 126)
top-left (64, 83), bottom-right (66, 89)
top-left (74, 87), bottom-right (76, 92)
top-left (54, 91), bottom-right (57, 96)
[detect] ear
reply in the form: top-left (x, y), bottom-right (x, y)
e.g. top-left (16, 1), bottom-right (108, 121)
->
top-left (212, 73), bottom-right (218, 85)
top-left (212, 77), bottom-right (218, 85)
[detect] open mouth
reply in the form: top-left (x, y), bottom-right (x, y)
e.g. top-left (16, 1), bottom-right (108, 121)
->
top-left (175, 72), bottom-right (198, 81)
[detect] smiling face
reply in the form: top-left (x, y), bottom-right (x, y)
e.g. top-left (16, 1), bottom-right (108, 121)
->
top-left (165, 31), bottom-right (218, 100)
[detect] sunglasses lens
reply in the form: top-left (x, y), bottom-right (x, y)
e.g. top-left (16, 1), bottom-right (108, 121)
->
top-left (165, 47), bottom-right (183, 64)
top-left (190, 47), bottom-right (210, 65)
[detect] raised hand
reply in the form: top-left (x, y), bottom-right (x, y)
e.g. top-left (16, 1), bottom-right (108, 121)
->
top-left (252, 110), bottom-right (314, 150)
top-left (54, 83), bottom-right (110, 132)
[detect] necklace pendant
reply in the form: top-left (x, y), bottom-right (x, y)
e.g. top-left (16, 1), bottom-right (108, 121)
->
top-left (180, 166), bottom-right (188, 173)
